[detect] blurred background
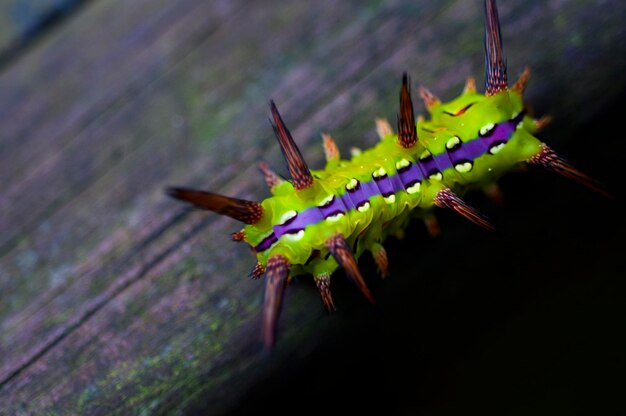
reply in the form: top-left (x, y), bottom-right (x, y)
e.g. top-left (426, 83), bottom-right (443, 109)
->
top-left (0, 0), bottom-right (624, 414)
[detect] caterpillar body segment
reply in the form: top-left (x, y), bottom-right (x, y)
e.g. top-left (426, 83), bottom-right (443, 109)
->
top-left (245, 85), bottom-right (540, 274)
top-left (167, 0), bottom-right (604, 349)
top-left (314, 273), bottom-right (335, 312)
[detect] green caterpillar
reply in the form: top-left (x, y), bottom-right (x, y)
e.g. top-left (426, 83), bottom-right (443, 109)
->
top-left (168, 0), bottom-right (606, 348)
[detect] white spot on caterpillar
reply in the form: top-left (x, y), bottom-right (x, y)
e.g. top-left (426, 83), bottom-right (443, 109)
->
top-left (318, 194), bottom-right (334, 207)
top-left (454, 161), bottom-right (473, 173)
top-left (278, 210), bottom-right (297, 224)
top-left (479, 123), bottom-right (495, 136)
top-left (357, 202), bottom-right (371, 212)
top-left (372, 167), bottom-right (387, 178)
top-left (346, 178), bottom-right (359, 191)
top-left (284, 230), bottom-right (305, 241)
top-left (407, 182), bottom-right (421, 194)
top-left (446, 136), bottom-right (461, 149)
top-left (516, 121), bottom-right (524, 130)
top-left (489, 142), bottom-right (505, 155)
top-left (384, 194), bottom-right (396, 204)
top-left (395, 159), bottom-right (410, 170)
top-left (419, 150), bottom-right (431, 160)
top-left (429, 172), bottom-right (443, 181)
top-left (325, 213), bottom-right (344, 222)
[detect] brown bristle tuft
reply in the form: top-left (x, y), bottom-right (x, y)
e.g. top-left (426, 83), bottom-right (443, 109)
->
top-left (250, 262), bottom-right (265, 279)
top-left (375, 118), bottom-right (393, 140)
top-left (258, 161), bottom-right (283, 191)
top-left (269, 101), bottom-right (314, 190)
top-left (371, 243), bottom-right (389, 278)
top-left (483, 183), bottom-right (505, 207)
top-left (424, 214), bottom-right (441, 237)
top-left (325, 234), bottom-right (375, 304)
top-left (464, 76), bottom-right (477, 93)
top-left (262, 254), bottom-right (289, 349)
top-left (434, 189), bottom-right (495, 231)
top-left (166, 187), bottom-right (263, 224)
top-left (528, 144), bottom-right (613, 199)
top-left (322, 133), bottom-right (340, 162)
top-left (231, 230), bottom-right (246, 241)
top-left (533, 115), bottom-right (553, 133)
top-left (398, 73), bottom-right (418, 148)
top-left (512, 66), bottom-right (531, 94)
top-left (315, 274), bottom-right (336, 311)
top-left (419, 85), bottom-right (440, 110)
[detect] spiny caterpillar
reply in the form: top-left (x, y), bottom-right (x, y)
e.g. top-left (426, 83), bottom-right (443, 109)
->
top-left (167, 0), bottom-right (607, 349)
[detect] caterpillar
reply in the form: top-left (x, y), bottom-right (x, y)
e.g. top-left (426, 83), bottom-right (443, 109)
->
top-left (167, 0), bottom-right (607, 349)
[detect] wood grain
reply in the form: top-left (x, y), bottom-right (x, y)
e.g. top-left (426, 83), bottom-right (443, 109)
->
top-left (1, 0), bottom-right (624, 414)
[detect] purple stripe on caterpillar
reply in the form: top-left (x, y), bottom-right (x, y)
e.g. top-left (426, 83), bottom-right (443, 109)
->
top-left (256, 112), bottom-right (525, 251)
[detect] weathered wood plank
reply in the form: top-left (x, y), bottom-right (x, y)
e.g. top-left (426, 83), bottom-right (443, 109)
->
top-left (0, 0), bottom-right (89, 67)
top-left (0, 0), bottom-right (624, 414)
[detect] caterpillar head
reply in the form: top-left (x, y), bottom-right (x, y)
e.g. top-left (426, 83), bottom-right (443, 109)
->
top-left (413, 0), bottom-right (606, 196)
top-left (416, 84), bottom-right (541, 188)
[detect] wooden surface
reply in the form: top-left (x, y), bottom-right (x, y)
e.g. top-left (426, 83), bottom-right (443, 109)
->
top-left (1, 0), bottom-right (625, 414)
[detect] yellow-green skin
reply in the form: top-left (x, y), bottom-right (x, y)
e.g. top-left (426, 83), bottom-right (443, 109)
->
top-left (244, 88), bottom-right (543, 281)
